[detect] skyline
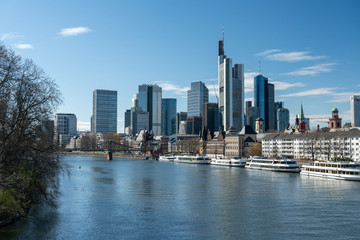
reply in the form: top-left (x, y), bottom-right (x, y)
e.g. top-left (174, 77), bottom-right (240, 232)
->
top-left (1, 1), bottom-right (360, 132)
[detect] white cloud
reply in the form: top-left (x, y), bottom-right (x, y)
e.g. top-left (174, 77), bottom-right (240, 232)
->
top-left (59, 27), bottom-right (92, 36)
top-left (255, 49), bottom-right (280, 57)
top-left (153, 81), bottom-right (190, 95)
top-left (256, 50), bottom-right (326, 62)
top-left (244, 72), bottom-right (258, 93)
top-left (15, 44), bottom-right (33, 49)
top-left (283, 63), bottom-right (336, 76)
top-left (329, 92), bottom-right (360, 103)
top-left (270, 81), bottom-right (305, 90)
top-left (0, 32), bottom-right (23, 41)
top-left (279, 88), bottom-right (336, 98)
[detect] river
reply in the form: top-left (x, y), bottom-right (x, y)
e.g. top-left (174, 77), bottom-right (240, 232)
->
top-left (1, 155), bottom-right (359, 240)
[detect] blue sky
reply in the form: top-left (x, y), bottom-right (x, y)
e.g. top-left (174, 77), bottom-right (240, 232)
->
top-left (1, 0), bottom-right (360, 131)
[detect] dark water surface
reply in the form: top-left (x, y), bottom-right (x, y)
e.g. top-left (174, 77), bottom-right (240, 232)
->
top-left (1, 155), bottom-right (359, 240)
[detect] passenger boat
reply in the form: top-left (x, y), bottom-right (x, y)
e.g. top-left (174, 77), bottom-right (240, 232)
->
top-left (174, 155), bottom-right (211, 164)
top-left (301, 161), bottom-right (360, 181)
top-left (158, 154), bottom-right (175, 162)
top-left (210, 158), bottom-right (247, 167)
top-left (245, 156), bottom-right (300, 172)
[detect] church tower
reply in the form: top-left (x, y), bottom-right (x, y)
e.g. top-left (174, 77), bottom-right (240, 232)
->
top-left (329, 106), bottom-right (342, 129)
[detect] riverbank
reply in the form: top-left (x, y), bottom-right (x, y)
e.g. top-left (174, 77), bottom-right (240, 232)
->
top-left (60, 151), bottom-right (146, 160)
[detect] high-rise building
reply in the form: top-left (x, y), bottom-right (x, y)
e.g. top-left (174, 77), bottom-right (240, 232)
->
top-left (186, 116), bottom-right (202, 135)
top-left (138, 84), bottom-right (162, 135)
top-left (162, 98), bottom-right (177, 136)
top-left (124, 109), bottom-right (131, 133)
top-left (277, 108), bottom-right (289, 131)
top-left (202, 102), bottom-right (219, 135)
top-left (218, 35), bottom-right (244, 131)
top-left (350, 95), bottom-right (360, 127)
top-left (274, 102), bottom-right (283, 130)
top-left (254, 75), bottom-right (275, 131)
top-left (92, 89), bottom-right (117, 133)
top-left (54, 113), bottom-right (77, 146)
top-left (131, 110), bottom-right (149, 136)
top-left (187, 81), bottom-right (208, 117)
top-left (176, 112), bottom-right (187, 134)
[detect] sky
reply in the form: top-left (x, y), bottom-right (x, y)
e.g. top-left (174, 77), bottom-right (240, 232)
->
top-left (1, 0), bottom-right (360, 132)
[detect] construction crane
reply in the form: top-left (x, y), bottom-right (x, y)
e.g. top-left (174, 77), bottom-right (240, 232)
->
top-left (211, 80), bottom-right (219, 104)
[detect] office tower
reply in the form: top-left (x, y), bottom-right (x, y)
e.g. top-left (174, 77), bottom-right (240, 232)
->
top-left (254, 75), bottom-right (275, 131)
top-left (350, 95), bottom-right (360, 127)
top-left (138, 84), bottom-right (162, 135)
top-left (92, 89), bottom-right (117, 133)
top-left (54, 113), bottom-right (77, 146)
top-left (248, 106), bottom-right (258, 131)
top-left (202, 102), bottom-right (219, 134)
top-left (176, 112), bottom-right (187, 134)
top-left (245, 101), bottom-right (252, 125)
top-left (277, 108), bottom-right (289, 131)
top-left (218, 35), bottom-right (244, 131)
top-left (186, 116), bottom-right (202, 135)
top-left (179, 121), bottom-right (187, 135)
top-left (131, 110), bottom-right (149, 136)
top-left (274, 102), bottom-right (283, 130)
top-left (124, 109), bottom-right (131, 133)
top-left (162, 98), bottom-right (177, 136)
top-left (187, 81), bottom-right (209, 117)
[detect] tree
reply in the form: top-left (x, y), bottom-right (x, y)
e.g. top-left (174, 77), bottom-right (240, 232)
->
top-left (0, 43), bottom-right (65, 223)
top-left (248, 142), bottom-right (262, 156)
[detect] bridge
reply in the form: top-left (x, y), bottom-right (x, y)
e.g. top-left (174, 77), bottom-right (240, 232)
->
top-left (70, 141), bottom-right (155, 160)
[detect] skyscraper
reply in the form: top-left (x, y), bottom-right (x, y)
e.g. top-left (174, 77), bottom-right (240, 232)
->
top-left (161, 98), bottom-right (177, 136)
top-left (218, 33), bottom-right (244, 131)
top-left (254, 75), bottom-right (275, 131)
top-left (92, 89), bottom-right (117, 133)
top-left (187, 81), bottom-right (208, 117)
top-left (202, 102), bottom-right (219, 135)
top-left (277, 108), bottom-right (289, 131)
top-left (138, 84), bottom-right (162, 135)
top-left (274, 102), bottom-right (283, 130)
top-left (124, 109), bottom-right (131, 133)
top-left (350, 95), bottom-right (360, 127)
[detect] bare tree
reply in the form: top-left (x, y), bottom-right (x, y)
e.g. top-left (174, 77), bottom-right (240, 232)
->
top-left (248, 142), bottom-right (262, 156)
top-left (0, 43), bottom-right (64, 223)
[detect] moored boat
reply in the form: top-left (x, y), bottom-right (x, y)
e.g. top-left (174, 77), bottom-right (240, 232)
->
top-left (174, 155), bottom-right (211, 164)
top-left (245, 156), bottom-right (300, 173)
top-left (210, 157), bottom-right (247, 167)
top-left (158, 154), bottom-right (175, 162)
top-left (301, 161), bottom-right (360, 181)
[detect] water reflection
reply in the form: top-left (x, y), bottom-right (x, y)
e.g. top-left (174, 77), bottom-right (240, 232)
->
top-left (1, 156), bottom-right (360, 240)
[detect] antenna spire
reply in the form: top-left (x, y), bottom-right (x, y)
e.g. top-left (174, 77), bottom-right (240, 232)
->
top-left (259, 60), bottom-right (261, 74)
top-left (222, 24), bottom-right (224, 42)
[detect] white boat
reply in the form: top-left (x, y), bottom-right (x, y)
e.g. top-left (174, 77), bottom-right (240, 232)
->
top-left (174, 155), bottom-right (211, 164)
top-left (245, 156), bottom-right (300, 173)
top-left (158, 154), bottom-right (175, 162)
top-left (210, 158), bottom-right (246, 167)
top-left (301, 161), bottom-right (360, 181)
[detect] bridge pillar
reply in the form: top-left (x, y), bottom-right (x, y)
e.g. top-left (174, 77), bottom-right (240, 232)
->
top-left (107, 151), bottom-right (113, 160)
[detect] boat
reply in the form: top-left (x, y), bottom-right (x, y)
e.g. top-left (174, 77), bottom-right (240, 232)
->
top-left (210, 157), bottom-right (247, 167)
top-left (158, 154), bottom-right (175, 162)
top-left (245, 156), bottom-right (300, 172)
top-left (174, 155), bottom-right (211, 164)
top-left (300, 161), bottom-right (360, 181)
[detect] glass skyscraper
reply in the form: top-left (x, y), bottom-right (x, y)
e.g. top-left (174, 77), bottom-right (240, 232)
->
top-left (92, 89), bottom-right (117, 133)
top-left (161, 98), bottom-right (177, 136)
top-left (351, 95), bottom-right (360, 127)
top-left (277, 108), bottom-right (289, 131)
top-left (187, 81), bottom-right (208, 117)
top-left (138, 84), bottom-right (162, 136)
top-left (254, 75), bottom-right (275, 131)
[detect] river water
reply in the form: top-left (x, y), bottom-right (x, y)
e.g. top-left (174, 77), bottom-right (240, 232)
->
top-left (1, 155), bottom-right (359, 240)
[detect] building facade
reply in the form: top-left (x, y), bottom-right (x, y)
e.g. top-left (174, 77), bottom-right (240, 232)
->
top-left (138, 84), bottom-right (162, 135)
top-left (351, 95), bottom-right (360, 127)
top-left (54, 113), bottom-right (77, 146)
top-left (176, 112), bottom-right (187, 134)
top-left (161, 98), bottom-right (177, 136)
top-left (92, 89), bottom-right (117, 133)
top-left (187, 81), bottom-right (208, 117)
top-left (202, 102), bottom-right (219, 135)
top-left (277, 108), bottom-right (290, 131)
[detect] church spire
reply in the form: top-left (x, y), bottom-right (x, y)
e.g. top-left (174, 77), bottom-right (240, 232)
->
top-left (300, 104), bottom-right (305, 119)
